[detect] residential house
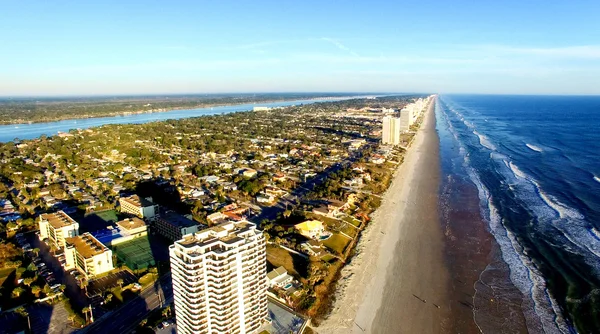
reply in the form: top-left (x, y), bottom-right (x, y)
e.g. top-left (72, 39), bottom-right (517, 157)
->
top-left (295, 220), bottom-right (327, 239)
top-left (266, 266), bottom-right (294, 288)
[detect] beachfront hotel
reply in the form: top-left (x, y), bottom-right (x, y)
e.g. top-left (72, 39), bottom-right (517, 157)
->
top-left (38, 210), bottom-right (80, 250)
top-left (382, 115), bottom-right (402, 145)
top-left (118, 195), bottom-right (158, 220)
top-left (63, 232), bottom-right (114, 279)
top-left (169, 220), bottom-right (268, 334)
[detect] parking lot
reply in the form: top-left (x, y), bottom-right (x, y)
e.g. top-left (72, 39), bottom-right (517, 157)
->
top-left (87, 269), bottom-right (137, 296)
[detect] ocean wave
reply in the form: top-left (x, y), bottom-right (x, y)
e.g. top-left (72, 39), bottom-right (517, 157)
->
top-left (534, 180), bottom-right (585, 220)
top-left (526, 143), bottom-right (544, 152)
top-left (509, 161), bottom-right (528, 179)
top-left (441, 100), bottom-right (571, 333)
top-left (594, 175), bottom-right (600, 184)
top-left (466, 161), bottom-right (564, 333)
top-left (473, 130), bottom-right (497, 151)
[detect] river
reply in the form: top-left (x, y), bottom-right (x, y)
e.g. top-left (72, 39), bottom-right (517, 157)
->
top-left (1, 96), bottom-right (370, 142)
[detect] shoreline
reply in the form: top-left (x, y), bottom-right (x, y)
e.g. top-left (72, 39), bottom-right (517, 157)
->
top-left (318, 98), bottom-right (452, 333)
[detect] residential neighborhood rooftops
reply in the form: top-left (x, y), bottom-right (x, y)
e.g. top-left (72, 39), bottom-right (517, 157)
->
top-left (40, 210), bottom-right (77, 229)
top-left (66, 233), bottom-right (108, 259)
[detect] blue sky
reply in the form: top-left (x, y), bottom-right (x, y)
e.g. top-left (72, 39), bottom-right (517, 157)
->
top-left (2, 0), bottom-right (600, 95)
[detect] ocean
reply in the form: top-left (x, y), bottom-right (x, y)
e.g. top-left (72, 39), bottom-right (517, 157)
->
top-left (436, 95), bottom-right (600, 333)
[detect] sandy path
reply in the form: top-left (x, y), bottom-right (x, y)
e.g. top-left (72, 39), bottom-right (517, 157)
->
top-left (318, 99), bottom-right (451, 333)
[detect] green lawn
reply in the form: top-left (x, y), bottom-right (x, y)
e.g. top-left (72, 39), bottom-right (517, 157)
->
top-left (323, 233), bottom-right (351, 255)
top-left (342, 215), bottom-right (361, 228)
top-left (340, 224), bottom-right (358, 238)
top-left (266, 244), bottom-right (308, 278)
top-left (320, 254), bottom-right (337, 263)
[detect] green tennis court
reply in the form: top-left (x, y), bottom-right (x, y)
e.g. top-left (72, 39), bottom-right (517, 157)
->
top-left (112, 236), bottom-right (155, 270)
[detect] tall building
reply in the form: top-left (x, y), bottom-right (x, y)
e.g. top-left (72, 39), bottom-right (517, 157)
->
top-left (400, 107), bottom-right (413, 132)
top-left (382, 116), bottom-right (402, 145)
top-left (119, 195), bottom-right (158, 220)
top-left (169, 220), bottom-right (268, 334)
top-left (64, 232), bottom-right (114, 279)
top-left (38, 210), bottom-right (79, 250)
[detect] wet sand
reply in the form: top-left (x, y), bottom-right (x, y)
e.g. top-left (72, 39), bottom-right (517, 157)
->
top-left (318, 99), bottom-right (453, 333)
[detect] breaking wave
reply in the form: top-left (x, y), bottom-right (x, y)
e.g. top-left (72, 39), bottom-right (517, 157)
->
top-left (526, 143), bottom-right (543, 152)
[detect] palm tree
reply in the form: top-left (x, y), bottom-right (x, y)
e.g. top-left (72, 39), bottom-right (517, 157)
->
top-left (14, 306), bottom-right (28, 318)
top-left (82, 306), bottom-right (91, 324)
top-left (12, 287), bottom-right (25, 297)
top-left (79, 280), bottom-right (88, 295)
top-left (31, 285), bottom-right (41, 297)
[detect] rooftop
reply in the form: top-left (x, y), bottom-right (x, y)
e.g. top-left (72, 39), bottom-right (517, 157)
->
top-left (66, 233), bottom-right (109, 259)
top-left (40, 210), bottom-right (77, 229)
top-left (120, 195), bottom-right (154, 208)
top-left (177, 220), bottom-right (255, 249)
top-left (158, 211), bottom-right (197, 228)
top-left (267, 266), bottom-right (288, 281)
top-left (116, 217), bottom-right (146, 231)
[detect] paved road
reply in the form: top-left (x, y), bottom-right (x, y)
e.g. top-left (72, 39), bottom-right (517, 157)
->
top-left (81, 275), bottom-right (173, 334)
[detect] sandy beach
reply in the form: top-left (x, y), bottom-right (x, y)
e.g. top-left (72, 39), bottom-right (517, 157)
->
top-left (318, 99), bottom-right (452, 333)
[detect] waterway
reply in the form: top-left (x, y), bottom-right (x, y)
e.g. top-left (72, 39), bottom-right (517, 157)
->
top-left (1, 96), bottom-right (368, 142)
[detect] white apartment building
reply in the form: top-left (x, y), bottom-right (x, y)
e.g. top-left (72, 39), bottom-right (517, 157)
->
top-left (119, 195), bottom-right (158, 220)
top-left (382, 116), bottom-right (402, 145)
top-left (38, 211), bottom-right (80, 250)
top-left (169, 220), bottom-right (268, 334)
top-left (399, 107), bottom-right (413, 132)
top-left (64, 232), bottom-right (114, 279)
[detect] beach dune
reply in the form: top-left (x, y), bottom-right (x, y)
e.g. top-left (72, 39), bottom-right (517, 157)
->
top-left (318, 99), bottom-right (452, 333)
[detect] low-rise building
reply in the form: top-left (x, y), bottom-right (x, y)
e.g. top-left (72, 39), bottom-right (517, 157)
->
top-left (242, 168), bottom-right (258, 178)
top-left (64, 233), bottom-right (114, 279)
top-left (119, 195), bottom-right (158, 220)
top-left (39, 210), bottom-right (80, 250)
top-left (267, 266), bottom-right (294, 288)
top-left (154, 212), bottom-right (202, 241)
top-left (295, 220), bottom-right (327, 239)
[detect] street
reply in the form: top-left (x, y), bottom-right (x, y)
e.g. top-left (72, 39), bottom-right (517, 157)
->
top-left (81, 274), bottom-right (173, 334)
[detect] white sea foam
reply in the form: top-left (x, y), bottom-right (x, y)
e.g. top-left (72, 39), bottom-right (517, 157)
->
top-left (509, 161), bottom-right (528, 179)
top-left (591, 228), bottom-right (600, 241)
top-left (534, 180), bottom-right (585, 220)
top-left (473, 130), bottom-right (497, 151)
top-left (441, 102), bottom-right (572, 333)
top-left (594, 175), bottom-right (600, 184)
top-left (526, 143), bottom-right (544, 152)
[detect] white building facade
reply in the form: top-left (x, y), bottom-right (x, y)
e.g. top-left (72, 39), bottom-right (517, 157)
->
top-left (38, 211), bottom-right (80, 250)
top-left (382, 116), bottom-right (402, 145)
top-left (169, 220), bottom-right (268, 334)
